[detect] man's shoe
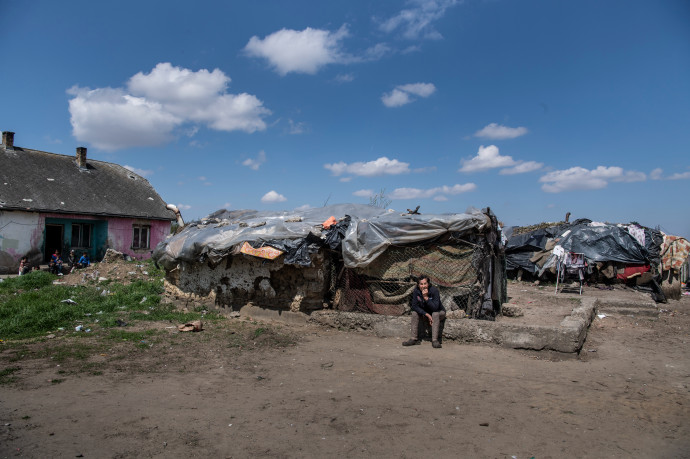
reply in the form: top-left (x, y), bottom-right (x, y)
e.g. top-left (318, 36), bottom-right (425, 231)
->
top-left (402, 339), bottom-right (421, 346)
top-left (432, 340), bottom-right (442, 349)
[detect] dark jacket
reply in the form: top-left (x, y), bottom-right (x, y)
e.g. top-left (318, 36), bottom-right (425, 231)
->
top-left (410, 285), bottom-right (445, 316)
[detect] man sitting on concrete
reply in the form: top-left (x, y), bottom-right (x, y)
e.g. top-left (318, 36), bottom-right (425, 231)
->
top-left (402, 276), bottom-right (446, 349)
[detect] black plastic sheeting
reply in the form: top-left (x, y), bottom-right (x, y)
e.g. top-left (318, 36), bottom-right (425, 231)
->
top-left (541, 223), bottom-right (649, 271)
top-left (505, 225), bottom-right (566, 272)
top-left (506, 219), bottom-right (656, 274)
top-left (324, 215), bottom-right (351, 250)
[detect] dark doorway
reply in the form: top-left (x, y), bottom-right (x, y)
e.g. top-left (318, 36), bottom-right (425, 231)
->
top-left (44, 224), bottom-right (64, 262)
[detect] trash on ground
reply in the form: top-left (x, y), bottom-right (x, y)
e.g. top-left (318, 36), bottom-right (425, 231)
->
top-left (178, 320), bottom-right (203, 332)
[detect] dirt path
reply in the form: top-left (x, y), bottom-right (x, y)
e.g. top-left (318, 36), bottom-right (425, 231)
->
top-left (2, 292), bottom-right (689, 458)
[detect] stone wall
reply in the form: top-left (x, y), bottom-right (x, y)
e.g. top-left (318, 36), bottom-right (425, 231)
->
top-left (165, 250), bottom-right (331, 312)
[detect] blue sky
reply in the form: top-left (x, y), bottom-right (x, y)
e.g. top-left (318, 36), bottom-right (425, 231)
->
top-left (2, 0), bottom-right (689, 238)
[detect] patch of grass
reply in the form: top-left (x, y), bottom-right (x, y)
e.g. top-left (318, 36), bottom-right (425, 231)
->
top-left (0, 366), bottom-right (21, 384)
top-left (254, 327), bottom-right (266, 338)
top-left (0, 269), bottom-right (216, 340)
top-left (51, 378), bottom-right (65, 384)
top-left (0, 271), bottom-right (55, 293)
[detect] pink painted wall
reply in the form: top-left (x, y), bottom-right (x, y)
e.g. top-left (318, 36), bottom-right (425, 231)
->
top-left (106, 217), bottom-right (171, 259)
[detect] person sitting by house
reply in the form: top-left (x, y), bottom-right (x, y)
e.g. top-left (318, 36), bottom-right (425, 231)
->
top-left (402, 275), bottom-right (446, 349)
top-left (55, 254), bottom-right (65, 275)
top-left (66, 250), bottom-right (77, 273)
top-left (77, 252), bottom-right (90, 269)
top-left (49, 250), bottom-right (63, 274)
top-left (18, 257), bottom-right (31, 275)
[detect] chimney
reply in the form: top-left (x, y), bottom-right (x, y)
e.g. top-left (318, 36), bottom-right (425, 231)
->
top-left (76, 147), bottom-right (87, 168)
top-left (2, 131), bottom-right (14, 149)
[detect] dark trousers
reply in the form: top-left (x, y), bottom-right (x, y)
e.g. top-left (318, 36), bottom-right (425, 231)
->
top-left (410, 311), bottom-right (446, 342)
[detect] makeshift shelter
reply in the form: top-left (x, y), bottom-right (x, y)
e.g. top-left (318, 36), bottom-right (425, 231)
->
top-left (505, 218), bottom-right (677, 302)
top-left (504, 222), bottom-right (570, 277)
top-left (153, 204), bottom-right (506, 320)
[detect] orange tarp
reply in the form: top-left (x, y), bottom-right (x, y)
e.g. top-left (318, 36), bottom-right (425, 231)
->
top-left (240, 242), bottom-right (283, 260)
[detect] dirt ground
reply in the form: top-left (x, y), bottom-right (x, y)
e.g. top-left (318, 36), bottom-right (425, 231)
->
top-left (1, 279), bottom-right (689, 458)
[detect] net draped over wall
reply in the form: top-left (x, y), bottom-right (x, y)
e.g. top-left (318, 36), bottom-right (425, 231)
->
top-left (333, 236), bottom-right (493, 318)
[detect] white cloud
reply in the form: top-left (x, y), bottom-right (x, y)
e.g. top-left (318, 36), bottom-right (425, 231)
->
top-left (364, 43), bottom-right (392, 61)
top-left (68, 87), bottom-right (180, 150)
top-left (389, 183), bottom-right (476, 199)
top-left (123, 165), bottom-right (153, 177)
top-left (128, 62), bottom-right (229, 105)
top-left (413, 166), bottom-right (437, 173)
top-left (261, 190), bottom-right (287, 203)
top-left (324, 157), bottom-right (410, 177)
top-left (222, 202), bottom-right (232, 209)
top-left (242, 150), bottom-right (267, 170)
top-left (459, 145), bottom-right (516, 172)
top-left (668, 171), bottom-right (690, 180)
top-left (244, 26), bottom-right (350, 75)
top-left (287, 119), bottom-right (307, 135)
top-left (474, 123), bottom-right (528, 140)
top-left (67, 63), bottom-right (270, 151)
top-left (499, 161), bottom-right (543, 175)
top-left (339, 177), bottom-right (353, 183)
top-left (433, 195), bottom-right (448, 201)
top-left (398, 82), bottom-right (436, 97)
top-left (648, 168), bottom-right (690, 180)
top-left (381, 89), bottom-right (411, 107)
top-left (294, 204), bottom-right (312, 211)
top-left (378, 0), bottom-right (460, 40)
top-left (353, 189), bottom-right (374, 197)
top-left (614, 171), bottom-right (646, 183)
top-left (382, 82), bottom-right (436, 107)
top-left (335, 73), bottom-right (355, 83)
top-left (650, 168), bottom-right (664, 180)
top-left (539, 166), bottom-right (646, 193)
top-left (176, 204), bottom-right (192, 211)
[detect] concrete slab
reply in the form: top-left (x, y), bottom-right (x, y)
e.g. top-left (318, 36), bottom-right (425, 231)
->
top-left (232, 283), bottom-right (661, 353)
top-left (309, 296), bottom-right (596, 353)
top-left (595, 297), bottom-right (659, 317)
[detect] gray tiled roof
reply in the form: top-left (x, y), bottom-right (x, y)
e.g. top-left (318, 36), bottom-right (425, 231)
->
top-left (1, 145), bottom-right (175, 220)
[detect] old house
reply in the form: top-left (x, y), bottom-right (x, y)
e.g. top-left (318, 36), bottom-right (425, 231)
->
top-left (0, 131), bottom-right (176, 273)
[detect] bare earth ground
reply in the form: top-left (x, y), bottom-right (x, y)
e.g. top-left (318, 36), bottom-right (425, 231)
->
top-left (1, 279), bottom-right (689, 458)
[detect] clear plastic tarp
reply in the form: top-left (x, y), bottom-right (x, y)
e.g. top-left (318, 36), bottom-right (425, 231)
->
top-left (153, 203), bottom-right (490, 270)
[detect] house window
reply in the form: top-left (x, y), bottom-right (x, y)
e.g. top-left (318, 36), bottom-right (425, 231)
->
top-left (132, 225), bottom-right (150, 249)
top-left (71, 223), bottom-right (92, 248)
